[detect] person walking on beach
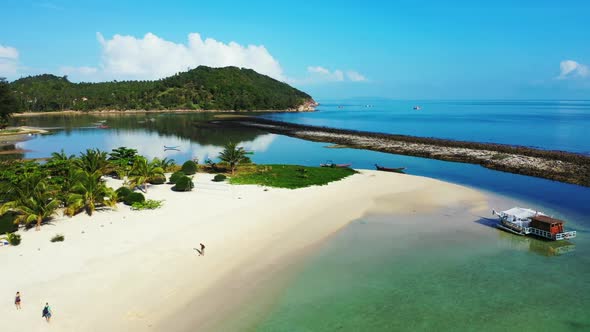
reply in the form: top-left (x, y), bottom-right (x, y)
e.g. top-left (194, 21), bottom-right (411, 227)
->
top-left (42, 303), bottom-right (52, 322)
top-left (194, 243), bottom-right (206, 256)
top-left (15, 292), bottom-right (21, 310)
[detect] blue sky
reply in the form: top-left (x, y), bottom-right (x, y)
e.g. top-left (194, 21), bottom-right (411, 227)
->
top-left (1, 0), bottom-right (589, 99)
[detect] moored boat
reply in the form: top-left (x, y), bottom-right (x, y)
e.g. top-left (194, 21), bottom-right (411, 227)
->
top-left (374, 164), bottom-right (406, 173)
top-left (320, 162), bottom-right (352, 168)
top-left (492, 207), bottom-right (576, 241)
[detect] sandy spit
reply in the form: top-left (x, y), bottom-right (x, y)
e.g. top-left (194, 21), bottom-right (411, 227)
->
top-left (0, 171), bottom-right (488, 331)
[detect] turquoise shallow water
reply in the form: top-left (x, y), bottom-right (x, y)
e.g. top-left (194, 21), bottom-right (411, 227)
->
top-left (252, 211), bottom-right (590, 332)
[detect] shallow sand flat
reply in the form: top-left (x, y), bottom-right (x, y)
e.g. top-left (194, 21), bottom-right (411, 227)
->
top-left (0, 171), bottom-right (488, 332)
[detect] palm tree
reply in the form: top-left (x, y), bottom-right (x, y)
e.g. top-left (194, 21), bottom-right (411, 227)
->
top-left (65, 170), bottom-right (116, 216)
top-left (108, 146), bottom-right (138, 162)
top-left (74, 148), bottom-right (110, 175)
top-left (218, 142), bottom-right (248, 175)
top-left (152, 157), bottom-right (176, 172)
top-left (0, 173), bottom-right (61, 230)
top-left (128, 156), bottom-right (165, 193)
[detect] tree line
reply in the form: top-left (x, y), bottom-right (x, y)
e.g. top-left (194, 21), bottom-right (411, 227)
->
top-left (8, 66), bottom-right (313, 113)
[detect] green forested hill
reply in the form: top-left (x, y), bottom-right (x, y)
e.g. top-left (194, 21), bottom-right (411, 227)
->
top-left (10, 66), bottom-right (313, 112)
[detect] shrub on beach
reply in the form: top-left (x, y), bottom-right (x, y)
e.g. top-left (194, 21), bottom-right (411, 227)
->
top-left (181, 160), bottom-right (198, 175)
top-left (213, 174), bottom-right (227, 182)
top-left (172, 176), bottom-right (194, 192)
top-left (169, 171), bottom-right (186, 184)
top-left (51, 234), bottom-right (65, 242)
top-left (3, 232), bottom-right (21, 246)
top-left (148, 174), bottom-right (167, 185)
top-left (124, 192), bottom-right (146, 206)
top-left (115, 186), bottom-right (133, 202)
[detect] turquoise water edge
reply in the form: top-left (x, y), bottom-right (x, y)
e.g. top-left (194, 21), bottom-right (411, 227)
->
top-left (9, 100), bottom-right (590, 331)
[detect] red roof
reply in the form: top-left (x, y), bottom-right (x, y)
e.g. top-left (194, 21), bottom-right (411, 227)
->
top-left (531, 215), bottom-right (565, 225)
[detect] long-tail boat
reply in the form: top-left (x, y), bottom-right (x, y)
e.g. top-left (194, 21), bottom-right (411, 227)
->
top-left (375, 164), bottom-right (406, 173)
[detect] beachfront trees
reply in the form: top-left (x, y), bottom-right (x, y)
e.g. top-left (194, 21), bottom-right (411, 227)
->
top-left (0, 78), bottom-right (18, 129)
top-left (219, 142), bottom-right (248, 175)
top-left (128, 156), bottom-right (165, 193)
top-left (108, 147), bottom-right (139, 179)
top-left (152, 157), bottom-right (176, 172)
top-left (0, 173), bottom-right (61, 230)
top-left (75, 149), bottom-right (110, 175)
top-left (65, 170), bottom-right (116, 216)
top-left (108, 146), bottom-right (138, 162)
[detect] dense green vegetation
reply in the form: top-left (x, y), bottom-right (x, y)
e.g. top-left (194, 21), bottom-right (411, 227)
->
top-left (0, 78), bottom-right (19, 128)
top-left (0, 146), bottom-right (175, 233)
top-left (10, 66), bottom-right (312, 112)
top-left (230, 164), bottom-right (356, 189)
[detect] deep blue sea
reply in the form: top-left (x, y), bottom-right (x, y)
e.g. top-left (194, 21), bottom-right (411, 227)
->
top-left (9, 100), bottom-right (590, 331)
top-left (263, 99), bottom-right (590, 155)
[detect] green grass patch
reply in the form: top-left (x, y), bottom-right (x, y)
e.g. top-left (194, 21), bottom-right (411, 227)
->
top-left (229, 164), bottom-right (357, 189)
top-left (131, 199), bottom-right (164, 210)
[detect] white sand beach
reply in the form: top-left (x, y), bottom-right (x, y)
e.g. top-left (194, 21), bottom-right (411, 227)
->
top-left (0, 170), bottom-right (490, 332)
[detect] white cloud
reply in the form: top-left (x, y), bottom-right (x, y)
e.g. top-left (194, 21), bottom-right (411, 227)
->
top-left (0, 45), bottom-right (18, 60)
top-left (346, 70), bottom-right (367, 82)
top-left (0, 44), bottom-right (19, 77)
top-left (299, 66), bottom-right (367, 84)
top-left (3, 33), bottom-right (365, 87)
top-left (557, 60), bottom-right (589, 80)
top-left (87, 32), bottom-right (285, 81)
top-left (307, 66), bottom-right (331, 75)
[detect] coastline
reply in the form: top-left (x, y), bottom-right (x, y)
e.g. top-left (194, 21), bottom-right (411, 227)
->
top-left (211, 117), bottom-right (590, 187)
top-left (0, 170), bottom-right (489, 332)
top-left (11, 106), bottom-right (317, 118)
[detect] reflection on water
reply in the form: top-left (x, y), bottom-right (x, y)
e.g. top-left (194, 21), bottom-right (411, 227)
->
top-left (496, 230), bottom-right (576, 257)
top-left (13, 113), bottom-right (272, 162)
top-left (474, 217), bottom-right (576, 256)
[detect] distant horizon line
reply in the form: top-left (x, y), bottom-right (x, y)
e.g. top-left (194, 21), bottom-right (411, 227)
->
top-left (316, 97), bottom-right (590, 102)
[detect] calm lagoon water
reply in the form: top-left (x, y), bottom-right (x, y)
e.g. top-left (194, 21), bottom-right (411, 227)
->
top-left (9, 100), bottom-right (590, 331)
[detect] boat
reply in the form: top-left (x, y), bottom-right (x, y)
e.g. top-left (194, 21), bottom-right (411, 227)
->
top-left (492, 207), bottom-right (576, 241)
top-left (374, 164), bottom-right (406, 173)
top-left (164, 145), bottom-right (180, 151)
top-left (413, 106), bottom-right (422, 110)
top-left (320, 161), bottom-right (352, 168)
top-left (96, 124), bottom-right (109, 129)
